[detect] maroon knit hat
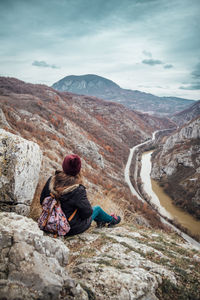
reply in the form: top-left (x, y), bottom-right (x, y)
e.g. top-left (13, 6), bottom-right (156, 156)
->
top-left (62, 154), bottom-right (81, 176)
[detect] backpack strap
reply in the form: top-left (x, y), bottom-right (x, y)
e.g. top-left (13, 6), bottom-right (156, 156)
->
top-left (68, 209), bottom-right (77, 222)
top-left (50, 192), bottom-right (77, 222)
top-left (50, 192), bottom-right (56, 198)
top-left (41, 197), bottom-right (57, 228)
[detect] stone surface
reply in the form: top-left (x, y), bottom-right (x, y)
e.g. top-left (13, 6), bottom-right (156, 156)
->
top-left (0, 212), bottom-right (199, 299)
top-left (0, 212), bottom-right (88, 300)
top-left (162, 118), bottom-right (200, 153)
top-left (0, 108), bottom-right (11, 129)
top-left (63, 119), bottom-right (104, 169)
top-left (66, 226), bottom-right (186, 300)
top-left (0, 129), bottom-right (42, 215)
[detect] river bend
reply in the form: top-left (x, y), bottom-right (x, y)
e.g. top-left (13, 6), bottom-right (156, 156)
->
top-left (124, 130), bottom-right (200, 249)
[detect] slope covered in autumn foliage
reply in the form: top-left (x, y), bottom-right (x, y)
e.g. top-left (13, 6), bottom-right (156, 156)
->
top-left (0, 76), bottom-right (174, 228)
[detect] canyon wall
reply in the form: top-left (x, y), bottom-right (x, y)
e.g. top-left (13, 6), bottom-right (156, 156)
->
top-left (151, 118), bottom-right (200, 219)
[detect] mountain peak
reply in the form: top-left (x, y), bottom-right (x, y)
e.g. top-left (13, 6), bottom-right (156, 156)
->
top-left (62, 74), bottom-right (119, 84)
top-left (52, 74), bottom-right (120, 95)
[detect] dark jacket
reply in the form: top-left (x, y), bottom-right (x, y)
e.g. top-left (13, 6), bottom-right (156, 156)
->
top-left (40, 176), bottom-right (93, 236)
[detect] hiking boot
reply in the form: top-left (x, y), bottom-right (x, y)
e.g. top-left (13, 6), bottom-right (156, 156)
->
top-left (108, 214), bottom-right (121, 227)
top-left (96, 221), bottom-right (107, 228)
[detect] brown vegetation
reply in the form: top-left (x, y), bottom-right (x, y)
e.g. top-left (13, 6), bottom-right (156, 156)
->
top-left (0, 76), bottom-right (173, 229)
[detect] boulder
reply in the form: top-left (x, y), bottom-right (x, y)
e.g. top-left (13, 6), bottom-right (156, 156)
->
top-left (0, 108), bottom-right (11, 129)
top-left (0, 129), bottom-right (42, 216)
top-left (0, 212), bottom-right (88, 300)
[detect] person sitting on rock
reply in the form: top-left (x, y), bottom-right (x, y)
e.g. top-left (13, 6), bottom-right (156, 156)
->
top-left (40, 154), bottom-right (121, 236)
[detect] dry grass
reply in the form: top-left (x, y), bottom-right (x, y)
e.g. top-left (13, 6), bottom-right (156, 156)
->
top-left (90, 190), bottom-right (124, 221)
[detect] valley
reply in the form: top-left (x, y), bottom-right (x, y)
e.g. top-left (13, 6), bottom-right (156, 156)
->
top-left (0, 76), bottom-right (173, 229)
top-left (0, 76), bottom-right (199, 241)
top-left (1, 76), bottom-right (200, 299)
top-left (125, 128), bottom-right (200, 245)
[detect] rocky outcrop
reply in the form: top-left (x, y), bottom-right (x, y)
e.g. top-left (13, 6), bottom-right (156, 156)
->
top-left (0, 129), bottom-right (42, 216)
top-left (63, 119), bottom-right (104, 169)
top-left (0, 108), bottom-right (11, 129)
top-left (0, 215), bottom-right (200, 299)
top-left (66, 225), bottom-right (200, 300)
top-left (161, 118), bottom-right (199, 155)
top-left (0, 212), bottom-right (87, 300)
top-left (151, 118), bottom-right (200, 218)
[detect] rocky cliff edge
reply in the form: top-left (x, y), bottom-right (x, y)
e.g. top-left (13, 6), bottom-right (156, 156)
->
top-left (1, 212), bottom-right (200, 300)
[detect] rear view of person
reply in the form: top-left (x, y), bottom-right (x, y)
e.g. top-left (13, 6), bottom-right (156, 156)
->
top-left (40, 154), bottom-right (121, 236)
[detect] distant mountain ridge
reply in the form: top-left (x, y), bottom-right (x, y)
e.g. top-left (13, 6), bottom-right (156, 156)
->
top-left (52, 74), bottom-right (196, 116)
top-left (170, 100), bottom-right (200, 126)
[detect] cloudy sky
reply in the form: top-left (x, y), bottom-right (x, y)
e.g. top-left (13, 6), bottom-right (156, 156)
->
top-left (0, 0), bottom-right (200, 99)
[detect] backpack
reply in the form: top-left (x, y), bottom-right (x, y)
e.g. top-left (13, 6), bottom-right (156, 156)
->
top-left (38, 194), bottom-right (77, 236)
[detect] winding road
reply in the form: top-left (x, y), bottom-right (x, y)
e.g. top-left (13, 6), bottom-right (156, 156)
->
top-left (124, 130), bottom-right (200, 250)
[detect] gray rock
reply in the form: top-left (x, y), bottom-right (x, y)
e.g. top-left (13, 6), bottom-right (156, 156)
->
top-left (63, 119), bottom-right (104, 168)
top-left (134, 214), bottom-right (151, 228)
top-left (151, 118), bottom-right (200, 179)
top-left (163, 118), bottom-right (200, 153)
top-left (0, 108), bottom-right (11, 129)
top-left (0, 129), bottom-right (42, 215)
top-left (76, 140), bottom-right (104, 169)
top-left (67, 227), bottom-right (178, 300)
top-left (0, 212), bottom-right (88, 300)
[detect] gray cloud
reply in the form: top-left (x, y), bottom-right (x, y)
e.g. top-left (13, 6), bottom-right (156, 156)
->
top-left (164, 64), bottom-right (173, 69)
top-left (32, 60), bottom-right (59, 69)
top-left (0, 0), bottom-right (200, 99)
top-left (142, 59), bottom-right (163, 66)
top-left (180, 83), bottom-right (200, 90)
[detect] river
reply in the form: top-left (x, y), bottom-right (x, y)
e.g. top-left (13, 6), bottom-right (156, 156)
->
top-left (125, 130), bottom-right (200, 249)
top-left (141, 150), bottom-right (200, 236)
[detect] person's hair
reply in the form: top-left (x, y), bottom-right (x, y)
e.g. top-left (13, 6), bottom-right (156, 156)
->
top-left (53, 170), bottom-right (82, 196)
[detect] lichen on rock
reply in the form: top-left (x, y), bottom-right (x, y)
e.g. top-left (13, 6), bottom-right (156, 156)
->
top-left (0, 108), bottom-right (11, 129)
top-left (0, 212), bottom-right (87, 300)
top-left (66, 226), bottom-right (199, 300)
top-left (0, 129), bottom-right (42, 216)
top-left (0, 212), bottom-right (199, 299)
